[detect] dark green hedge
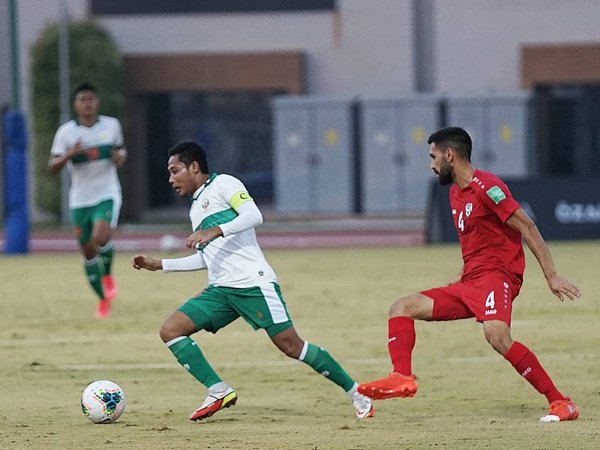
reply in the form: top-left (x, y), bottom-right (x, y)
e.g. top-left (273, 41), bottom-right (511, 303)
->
top-left (31, 21), bottom-right (123, 218)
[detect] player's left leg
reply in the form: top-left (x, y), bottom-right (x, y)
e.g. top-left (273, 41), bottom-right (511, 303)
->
top-left (358, 292), bottom-right (440, 400)
top-left (232, 282), bottom-right (373, 419)
top-left (269, 327), bottom-right (373, 419)
top-left (473, 275), bottom-right (578, 422)
top-left (484, 320), bottom-right (578, 422)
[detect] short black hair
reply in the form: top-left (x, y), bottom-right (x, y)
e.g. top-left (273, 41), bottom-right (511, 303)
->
top-left (427, 127), bottom-right (472, 162)
top-left (168, 141), bottom-right (209, 174)
top-left (72, 83), bottom-right (97, 101)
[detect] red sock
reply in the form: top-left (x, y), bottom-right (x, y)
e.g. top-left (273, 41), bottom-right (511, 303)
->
top-left (504, 341), bottom-right (565, 403)
top-left (388, 316), bottom-right (415, 375)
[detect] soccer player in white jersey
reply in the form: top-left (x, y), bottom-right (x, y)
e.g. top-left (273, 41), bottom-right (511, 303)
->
top-left (131, 141), bottom-right (373, 421)
top-left (49, 83), bottom-right (127, 318)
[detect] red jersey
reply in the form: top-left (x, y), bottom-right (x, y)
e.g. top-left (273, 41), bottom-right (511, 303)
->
top-left (449, 169), bottom-right (525, 286)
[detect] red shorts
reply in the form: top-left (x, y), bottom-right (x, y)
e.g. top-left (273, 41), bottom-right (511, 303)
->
top-left (421, 274), bottom-right (521, 325)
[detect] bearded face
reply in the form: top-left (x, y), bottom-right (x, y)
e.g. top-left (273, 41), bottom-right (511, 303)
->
top-left (436, 159), bottom-right (453, 185)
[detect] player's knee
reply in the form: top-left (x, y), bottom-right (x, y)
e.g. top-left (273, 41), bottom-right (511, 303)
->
top-left (81, 242), bottom-right (97, 260)
top-left (279, 340), bottom-right (302, 359)
top-left (93, 223), bottom-right (111, 246)
top-left (96, 237), bottom-right (109, 247)
top-left (486, 336), bottom-right (510, 354)
top-left (273, 335), bottom-right (303, 359)
top-left (389, 296), bottom-right (415, 318)
top-left (159, 321), bottom-right (185, 343)
top-left (484, 327), bottom-right (511, 354)
top-left (94, 232), bottom-right (110, 247)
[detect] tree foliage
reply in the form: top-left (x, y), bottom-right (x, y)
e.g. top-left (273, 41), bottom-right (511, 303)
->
top-left (31, 21), bottom-right (123, 218)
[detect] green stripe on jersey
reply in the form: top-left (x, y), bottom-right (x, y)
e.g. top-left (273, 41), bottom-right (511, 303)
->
top-left (197, 208), bottom-right (238, 231)
top-left (194, 208), bottom-right (238, 250)
top-left (71, 144), bottom-right (113, 164)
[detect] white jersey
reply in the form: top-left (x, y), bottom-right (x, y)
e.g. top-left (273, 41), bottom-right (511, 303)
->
top-left (190, 173), bottom-right (277, 288)
top-left (50, 115), bottom-right (123, 208)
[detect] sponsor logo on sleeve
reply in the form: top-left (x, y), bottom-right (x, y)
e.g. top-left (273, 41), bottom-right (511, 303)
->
top-left (486, 186), bottom-right (506, 204)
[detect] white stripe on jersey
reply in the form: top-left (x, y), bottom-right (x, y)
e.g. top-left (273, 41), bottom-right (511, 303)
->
top-left (260, 283), bottom-right (289, 324)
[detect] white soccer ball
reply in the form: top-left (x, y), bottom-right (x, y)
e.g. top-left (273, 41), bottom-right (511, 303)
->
top-left (81, 380), bottom-right (126, 424)
top-left (159, 234), bottom-right (180, 252)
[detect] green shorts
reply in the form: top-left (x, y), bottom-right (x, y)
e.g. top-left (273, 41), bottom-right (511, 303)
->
top-left (70, 199), bottom-right (117, 245)
top-left (178, 283), bottom-right (293, 337)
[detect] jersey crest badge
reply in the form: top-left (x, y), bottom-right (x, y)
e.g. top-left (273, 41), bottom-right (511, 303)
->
top-left (465, 203), bottom-right (473, 217)
top-left (202, 199), bottom-right (210, 209)
top-left (486, 186), bottom-right (506, 204)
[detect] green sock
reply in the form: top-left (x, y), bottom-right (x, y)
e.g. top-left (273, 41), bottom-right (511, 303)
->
top-left (300, 342), bottom-right (355, 392)
top-left (98, 242), bottom-right (114, 275)
top-left (167, 337), bottom-right (222, 388)
top-left (84, 257), bottom-right (105, 299)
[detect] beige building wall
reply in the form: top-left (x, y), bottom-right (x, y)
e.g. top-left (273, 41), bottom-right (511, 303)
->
top-left (433, 0), bottom-right (600, 93)
top-left (94, 0), bottom-right (414, 96)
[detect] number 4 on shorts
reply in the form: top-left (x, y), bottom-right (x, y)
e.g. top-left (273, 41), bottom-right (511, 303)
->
top-left (485, 291), bottom-right (495, 309)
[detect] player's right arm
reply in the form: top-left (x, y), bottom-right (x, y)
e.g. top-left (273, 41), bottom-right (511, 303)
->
top-left (132, 252), bottom-right (207, 272)
top-left (48, 138), bottom-right (86, 174)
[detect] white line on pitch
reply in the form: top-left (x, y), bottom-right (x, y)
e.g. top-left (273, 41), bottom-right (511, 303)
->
top-left (19, 359), bottom-right (391, 371)
top-left (2, 353), bottom-right (597, 371)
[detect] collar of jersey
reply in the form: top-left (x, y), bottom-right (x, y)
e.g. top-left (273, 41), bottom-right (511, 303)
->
top-left (191, 172), bottom-right (218, 202)
top-left (75, 116), bottom-right (99, 128)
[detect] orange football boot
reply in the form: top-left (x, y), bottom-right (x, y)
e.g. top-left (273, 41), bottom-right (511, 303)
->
top-left (539, 396), bottom-right (579, 422)
top-left (358, 372), bottom-right (417, 400)
top-left (95, 298), bottom-right (111, 319)
top-left (102, 274), bottom-right (117, 301)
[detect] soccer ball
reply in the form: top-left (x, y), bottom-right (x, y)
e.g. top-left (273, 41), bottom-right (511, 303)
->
top-left (81, 380), bottom-right (126, 424)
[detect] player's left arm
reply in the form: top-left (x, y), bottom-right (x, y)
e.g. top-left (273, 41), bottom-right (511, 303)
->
top-left (110, 119), bottom-right (127, 168)
top-left (219, 196), bottom-right (262, 236)
top-left (506, 208), bottom-right (581, 301)
top-left (111, 146), bottom-right (127, 168)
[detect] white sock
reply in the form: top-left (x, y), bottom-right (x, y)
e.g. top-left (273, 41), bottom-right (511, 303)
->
top-left (208, 382), bottom-right (228, 395)
top-left (345, 382), bottom-right (359, 397)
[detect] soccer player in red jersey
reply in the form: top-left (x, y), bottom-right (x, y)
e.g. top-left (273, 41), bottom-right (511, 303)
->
top-left (358, 127), bottom-right (581, 422)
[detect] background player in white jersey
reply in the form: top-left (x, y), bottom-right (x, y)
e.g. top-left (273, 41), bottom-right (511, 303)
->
top-left (131, 141), bottom-right (373, 421)
top-left (49, 83), bottom-right (127, 318)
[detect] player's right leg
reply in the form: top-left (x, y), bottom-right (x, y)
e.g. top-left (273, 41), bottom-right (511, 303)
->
top-left (358, 293), bottom-right (431, 399)
top-left (81, 240), bottom-right (110, 318)
top-left (166, 289), bottom-right (240, 421)
top-left (359, 289), bottom-right (470, 400)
